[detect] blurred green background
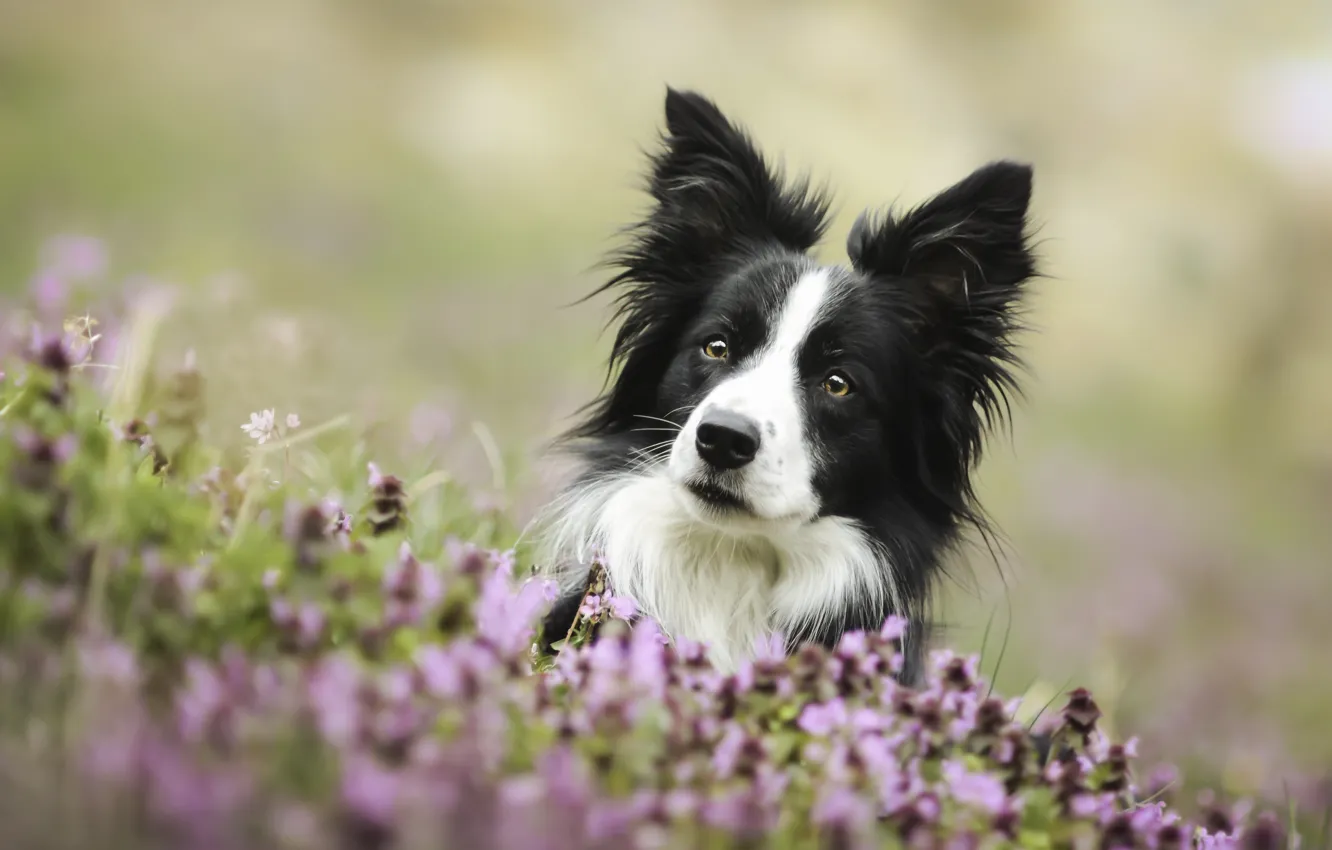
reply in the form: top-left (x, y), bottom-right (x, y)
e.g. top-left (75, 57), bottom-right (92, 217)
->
top-left (3, 0), bottom-right (1331, 804)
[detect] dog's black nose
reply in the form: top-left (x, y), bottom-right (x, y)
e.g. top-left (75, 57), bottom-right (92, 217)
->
top-left (695, 410), bottom-right (761, 470)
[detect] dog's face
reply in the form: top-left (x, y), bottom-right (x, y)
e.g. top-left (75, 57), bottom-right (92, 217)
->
top-left (568, 88), bottom-right (1035, 539)
top-left (656, 257), bottom-right (903, 526)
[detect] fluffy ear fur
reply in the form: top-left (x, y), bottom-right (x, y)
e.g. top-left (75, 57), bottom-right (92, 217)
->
top-left (567, 87), bottom-right (831, 439)
top-left (648, 88), bottom-right (831, 257)
top-left (846, 160), bottom-right (1037, 468)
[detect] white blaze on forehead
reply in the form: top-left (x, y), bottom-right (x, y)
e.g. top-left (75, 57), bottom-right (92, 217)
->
top-left (673, 266), bottom-right (844, 523)
top-left (766, 266), bottom-right (840, 364)
top-left (706, 266), bottom-right (840, 419)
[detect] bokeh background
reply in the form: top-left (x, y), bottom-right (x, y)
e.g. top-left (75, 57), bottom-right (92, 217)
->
top-left (4, 0), bottom-right (1331, 807)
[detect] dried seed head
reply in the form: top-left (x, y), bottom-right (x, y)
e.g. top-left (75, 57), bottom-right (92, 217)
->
top-left (363, 464), bottom-right (407, 536)
top-left (1061, 688), bottom-right (1102, 741)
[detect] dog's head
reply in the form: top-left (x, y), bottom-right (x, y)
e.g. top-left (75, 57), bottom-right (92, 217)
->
top-left (567, 88), bottom-right (1037, 540)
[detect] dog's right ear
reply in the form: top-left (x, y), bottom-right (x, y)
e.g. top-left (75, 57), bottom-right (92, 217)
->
top-left (639, 88), bottom-right (830, 259)
top-left (568, 90), bottom-right (830, 441)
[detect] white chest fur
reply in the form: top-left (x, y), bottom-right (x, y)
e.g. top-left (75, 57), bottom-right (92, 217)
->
top-left (541, 472), bottom-right (897, 672)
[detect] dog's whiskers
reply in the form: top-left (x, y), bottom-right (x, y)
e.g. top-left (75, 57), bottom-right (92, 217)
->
top-left (632, 414), bottom-right (685, 431)
top-left (629, 439), bottom-right (675, 457)
top-left (627, 440), bottom-right (675, 473)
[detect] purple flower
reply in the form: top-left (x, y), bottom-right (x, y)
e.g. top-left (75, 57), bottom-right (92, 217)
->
top-left (586, 797), bottom-right (646, 841)
top-left (295, 602), bottom-right (325, 647)
top-left (473, 566), bottom-right (557, 658)
top-left (711, 722), bottom-right (749, 778)
top-left (661, 789), bottom-right (699, 820)
top-left (176, 660), bottom-right (229, 744)
top-left (812, 784), bottom-right (876, 846)
top-left (1089, 733), bottom-right (1140, 762)
top-left (491, 775), bottom-right (561, 849)
top-left (370, 702), bottom-right (424, 762)
top-left (366, 462), bottom-right (386, 490)
top-left (799, 698), bottom-right (849, 736)
top-left (30, 273), bottom-right (68, 317)
top-left (837, 630), bottom-right (870, 658)
top-left (751, 631), bottom-right (787, 662)
top-left (498, 774), bottom-right (545, 807)
top-left (378, 666), bottom-right (416, 703)
top-left (536, 746), bottom-right (592, 809)
top-left (415, 645), bottom-right (463, 699)
top-left (702, 789), bottom-right (771, 836)
top-left (76, 638), bottom-right (139, 687)
top-left (605, 592), bottom-right (638, 620)
top-left (417, 641), bottom-right (496, 700)
top-left (933, 650), bottom-right (981, 691)
top-left (880, 770), bottom-right (932, 819)
top-left (578, 593), bottom-right (602, 618)
top-left (879, 614), bottom-right (908, 641)
top-left (850, 706), bottom-right (889, 735)
top-left (489, 548), bottom-right (519, 575)
top-left (855, 733), bottom-right (904, 787)
top-left (1197, 829), bottom-right (1241, 850)
top-left (889, 790), bottom-right (942, 838)
top-left (331, 508), bottom-right (353, 536)
top-left (947, 832), bottom-right (982, 850)
top-left (42, 234), bottom-right (108, 280)
top-left (305, 656), bottom-right (363, 746)
top-left (444, 536), bottom-right (478, 568)
top-left (1237, 812), bottom-right (1287, 850)
top-left (626, 618), bottom-right (668, 696)
top-left (340, 756), bottom-right (400, 831)
top-left (83, 719), bottom-right (148, 780)
top-left (1127, 801), bottom-right (1179, 834)
top-left (1068, 792), bottom-right (1117, 821)
top-left (382, 543), bottom-right (444, 625)
top-left (270, 597), bottom-right (294, 623)
top-left (146, 745), bottom-right (253, 828)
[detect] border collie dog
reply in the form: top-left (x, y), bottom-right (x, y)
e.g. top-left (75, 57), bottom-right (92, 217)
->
top-left (535, 88), bottom-right (1038, 685)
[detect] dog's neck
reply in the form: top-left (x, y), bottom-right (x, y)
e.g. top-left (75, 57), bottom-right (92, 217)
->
top-left (539, 469), bottom-right (899, 673)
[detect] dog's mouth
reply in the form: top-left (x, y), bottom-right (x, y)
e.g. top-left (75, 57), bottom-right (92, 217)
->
top-left (681, 478), bottom-right (749, 513)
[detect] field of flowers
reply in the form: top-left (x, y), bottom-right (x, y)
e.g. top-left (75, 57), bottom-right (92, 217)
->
top-left (0, 245), bottom-right (1311, 849)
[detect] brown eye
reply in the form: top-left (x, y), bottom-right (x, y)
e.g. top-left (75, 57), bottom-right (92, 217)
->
top-left (703, 338), bottom-right (729, 359)
top-left (822, 372), bottom-right (852, 397)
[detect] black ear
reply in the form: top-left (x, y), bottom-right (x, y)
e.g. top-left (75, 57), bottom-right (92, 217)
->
top-left (847, 161), bottom-right (1038, 453)
top-left (563, 90), bottom-right (831, 441)
top-left (847, 160), bottom-right (1034, 304)
top-left (643, 87), bottom-right (831, 257)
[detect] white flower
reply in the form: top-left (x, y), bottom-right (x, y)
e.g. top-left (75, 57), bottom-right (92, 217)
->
top-left (285, 413), bottom-right (301, 430)
top-left (241, 409), bottom-right (277, 444)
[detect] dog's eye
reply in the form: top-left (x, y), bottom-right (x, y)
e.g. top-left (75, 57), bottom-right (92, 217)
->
top-left (821, 372), bottom-right (853, 397)
top-left (702, 338), bottom-right (729, 360)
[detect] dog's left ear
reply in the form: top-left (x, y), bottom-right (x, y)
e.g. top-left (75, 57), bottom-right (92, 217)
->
top-left (847, 160), bottom-right (1035, 312)
top-left (847, 161), bottom-right (1037, 446)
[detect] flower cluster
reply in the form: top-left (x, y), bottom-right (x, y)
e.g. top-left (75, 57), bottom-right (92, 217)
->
top-left (0, 249), bottom-right (1304, 850)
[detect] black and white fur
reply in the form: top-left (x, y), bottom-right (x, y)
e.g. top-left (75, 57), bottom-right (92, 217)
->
top-left (534, 88), bottom-right (1038, 686)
